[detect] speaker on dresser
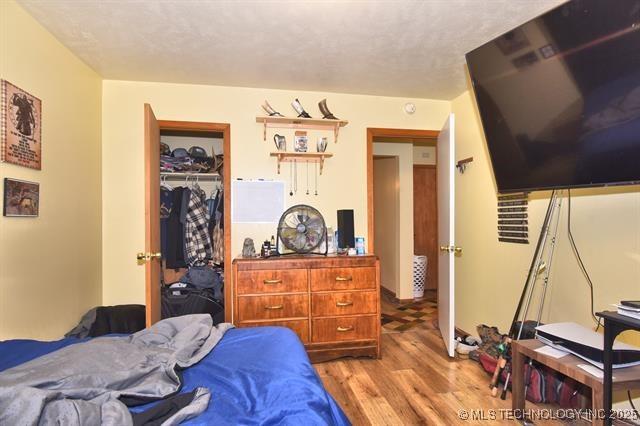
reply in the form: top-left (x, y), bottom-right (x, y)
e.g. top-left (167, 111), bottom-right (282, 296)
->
top-left (336, 209), bottom-right (355, 249)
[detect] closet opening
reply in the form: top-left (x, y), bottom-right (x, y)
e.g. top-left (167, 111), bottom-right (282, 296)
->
top-left (144, 106), bottom-right (231, 326)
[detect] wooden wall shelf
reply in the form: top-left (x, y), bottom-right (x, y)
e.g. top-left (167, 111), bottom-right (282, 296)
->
top-left (257, 116), bottom-right (348, 143)
top-left (270, 152), bottom-right (333, 175)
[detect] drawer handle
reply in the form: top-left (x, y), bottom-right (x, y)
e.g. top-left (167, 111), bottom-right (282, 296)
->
top-left (337, 326), bottom-right (354, 332)
top-left (336, 301), bottom-right (354, 307)
top-left (335, 276), bottom-right (353, 282)
top-left (264, 304), bottom-right (284, 310)
top-left (263, 279), bottom-right (282, 285)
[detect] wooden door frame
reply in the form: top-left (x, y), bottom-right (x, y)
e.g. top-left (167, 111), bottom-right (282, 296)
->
top-left (156, 119), bottom-right (232, 323)
top-left (367, 128), bottom-right (439, 299)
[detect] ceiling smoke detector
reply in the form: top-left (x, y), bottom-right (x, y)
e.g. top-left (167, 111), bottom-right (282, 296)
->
top-left (404, 102), bottom-right (416, 115)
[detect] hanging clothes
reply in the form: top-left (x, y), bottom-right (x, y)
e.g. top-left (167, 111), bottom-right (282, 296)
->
top-left (160, 186), bottom-right (173, 258)
top-left (206, 188), bottom-right (224, 265)
top-left (206, 189), bottom-right (219, 219)
top-left (184, 186), bottom-right (213, 267)
top-left (211, 223), bottom-right (224, 265)
top-left (165, 187), bottom-right (188, 269)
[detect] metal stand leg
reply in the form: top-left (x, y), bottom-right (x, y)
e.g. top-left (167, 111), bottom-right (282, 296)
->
top-left (603, 319), bottom-right (622, 426)
top-left (502, 191), bottom-right (563, 398)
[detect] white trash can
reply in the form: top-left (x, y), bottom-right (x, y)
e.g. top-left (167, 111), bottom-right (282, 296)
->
top-left (413, 255), bottom-right (427, 298)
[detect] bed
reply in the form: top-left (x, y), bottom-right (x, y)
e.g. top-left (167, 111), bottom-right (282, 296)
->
top-left (0, 326), bottom-right (349, 425)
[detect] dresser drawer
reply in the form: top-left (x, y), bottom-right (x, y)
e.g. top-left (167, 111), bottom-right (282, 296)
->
top-left (239, 319), bottom-right (309, 343)
top-left (312, 315), bottom-right (377, 343)
top-left (237, 294), bottom-right (308, 321)
top-left (310, 267), bottom-right (377, 291)
top-left (312, 291), bottom-right (377, 317)
top-left (236, 269), bottom-right (308, 295)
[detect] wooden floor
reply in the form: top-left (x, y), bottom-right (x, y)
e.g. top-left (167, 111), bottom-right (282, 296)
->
top-left (315, 295), bottom-right (576, 425)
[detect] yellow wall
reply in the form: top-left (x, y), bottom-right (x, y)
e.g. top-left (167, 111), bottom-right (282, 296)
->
top-left (453, 89), bottom-right (640, 348)
top-left (101, 80), bottom-right (450, 305)
top-left (372, 142), bottom-right (416, 300)
top-left (0, 0), bottom-right (102, 339)
top-left (373, 156), bottom-right (400, 296)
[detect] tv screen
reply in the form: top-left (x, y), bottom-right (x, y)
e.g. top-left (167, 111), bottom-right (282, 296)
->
top-left (466, 0), bottom-right (640, 193)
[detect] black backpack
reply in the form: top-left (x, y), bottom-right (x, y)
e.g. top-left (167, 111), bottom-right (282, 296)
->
top-left (161, 285), bottom-right (224, 325)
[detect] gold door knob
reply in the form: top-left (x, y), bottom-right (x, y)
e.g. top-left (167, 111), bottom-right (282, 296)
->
top-left (136, 252), bottom-right (162, 265)
top-left (440, 246), bottom-right (463, 255)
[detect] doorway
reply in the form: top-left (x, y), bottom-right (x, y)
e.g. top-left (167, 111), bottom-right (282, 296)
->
top-left (144, 105), bottom-right (231, 326)
top-left (373, 156), bottom-right (400, 297)
top-left (367, 128), bottom-right (439, 303)
top-left (368, 116), bottom-right (457, 357)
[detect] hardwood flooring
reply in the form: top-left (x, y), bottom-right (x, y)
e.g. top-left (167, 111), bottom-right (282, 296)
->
top-left (315, 295), bottom-right (578, 425)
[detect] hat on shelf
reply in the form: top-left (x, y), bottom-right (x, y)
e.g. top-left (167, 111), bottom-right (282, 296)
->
top-left (188, 146), bottom-right (208, 159)
top-left (160, 142), bottom-right (171, 156)
top-left (171, 148), bottom-right (190, 158)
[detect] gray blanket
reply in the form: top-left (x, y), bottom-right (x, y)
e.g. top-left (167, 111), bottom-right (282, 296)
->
top-left (0, 314), bottom-right (233, 426)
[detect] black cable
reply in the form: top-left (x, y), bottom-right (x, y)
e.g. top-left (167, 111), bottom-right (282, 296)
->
top-left (567, 189), bottom-right (598, 324)
top-left (568, 191), bottom-right (638, 423)
top-left (628, 390), bottom-right (640, 421)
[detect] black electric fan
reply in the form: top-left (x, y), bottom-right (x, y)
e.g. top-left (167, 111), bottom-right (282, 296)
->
top-left (276, 204), bottom-right (328, 256)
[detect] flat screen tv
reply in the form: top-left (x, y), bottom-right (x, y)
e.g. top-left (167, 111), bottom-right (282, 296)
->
top-left (466, 0), bottom-right (640, 193)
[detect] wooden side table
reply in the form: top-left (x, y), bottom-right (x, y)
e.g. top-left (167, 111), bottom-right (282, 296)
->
top-left (596, 311), bottom-right (640, 426)
top-left (511, 339), bottom-right (640, 425)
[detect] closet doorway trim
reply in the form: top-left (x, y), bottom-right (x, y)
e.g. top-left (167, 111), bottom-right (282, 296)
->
top-left (157, 119), bottom-right (232, 323)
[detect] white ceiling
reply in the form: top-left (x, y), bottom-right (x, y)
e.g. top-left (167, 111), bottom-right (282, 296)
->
top-left (18, 0), bottom-right (566, 100)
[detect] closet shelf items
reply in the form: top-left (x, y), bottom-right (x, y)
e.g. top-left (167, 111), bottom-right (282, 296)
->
top-left (270, 152), bottom-right (333, 175)
top-left (256, 116), bottom-right (349, 143)
top-left (160, 172), bottom-right (221, 180)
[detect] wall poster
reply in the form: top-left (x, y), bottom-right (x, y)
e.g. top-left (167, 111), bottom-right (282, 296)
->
top-left (3, 178), bottom-right (39, 217)
top-left (1, 80), bottom-right (42, 170)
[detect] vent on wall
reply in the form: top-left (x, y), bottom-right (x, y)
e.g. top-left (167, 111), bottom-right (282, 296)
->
top-left (497, 192), bottom-right (529, 244)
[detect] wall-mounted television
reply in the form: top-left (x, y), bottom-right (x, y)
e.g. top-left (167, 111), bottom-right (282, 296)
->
top-left (466, 0), bottom-right (640, 193)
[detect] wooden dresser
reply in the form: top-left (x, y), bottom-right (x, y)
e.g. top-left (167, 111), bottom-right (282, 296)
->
top-left (232, 255), bottom-right (380, 362)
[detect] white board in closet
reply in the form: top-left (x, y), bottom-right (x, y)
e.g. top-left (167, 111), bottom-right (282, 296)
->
top-left (232, 180), bottom-right (285, 223)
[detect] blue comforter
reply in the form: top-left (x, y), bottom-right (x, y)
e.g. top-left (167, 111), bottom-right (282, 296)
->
top-left (0, 327), bottom-right (349, 425)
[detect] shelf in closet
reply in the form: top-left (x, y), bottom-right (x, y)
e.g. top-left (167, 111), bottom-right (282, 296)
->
top-left (270, 152), bottom-right (333, 175)
top-left (256, 116), bottom-right (348, 143)
top-left (160, 172), bottom-right (221, 180)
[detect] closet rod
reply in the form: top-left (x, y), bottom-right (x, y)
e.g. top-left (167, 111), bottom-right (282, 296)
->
top-left (160, 172), bottom-right (221, 180)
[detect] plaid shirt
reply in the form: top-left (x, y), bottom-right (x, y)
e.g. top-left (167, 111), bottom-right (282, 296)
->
top-left (184, 190), bottom-right (213, 266)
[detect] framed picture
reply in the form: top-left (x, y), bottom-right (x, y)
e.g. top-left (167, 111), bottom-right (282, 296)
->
top-left (495, 28), bottom-right (530, 56)
top-left (539, 44), bottom-right (558, 59)
top-left (294, 132), bottom-right (308, 153)
top-left (3, 178), bottom-right (39, 217)
top-left (1, 80), bottom-right (42, 170)
top-left (512, 51), bottom-right (539, 69)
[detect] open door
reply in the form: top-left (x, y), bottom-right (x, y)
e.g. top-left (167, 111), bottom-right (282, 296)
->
top-left (141, 104), bottom-right (161, 326)
top-left (437, 113), bottom-right (457, 357)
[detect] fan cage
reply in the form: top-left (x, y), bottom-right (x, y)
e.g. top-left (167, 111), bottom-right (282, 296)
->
top-left (276, 204), bottom-right (328, 256)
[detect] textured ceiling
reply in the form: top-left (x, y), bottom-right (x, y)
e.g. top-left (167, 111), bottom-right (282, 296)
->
top-left (18, 0), bottom-right (566, 100)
